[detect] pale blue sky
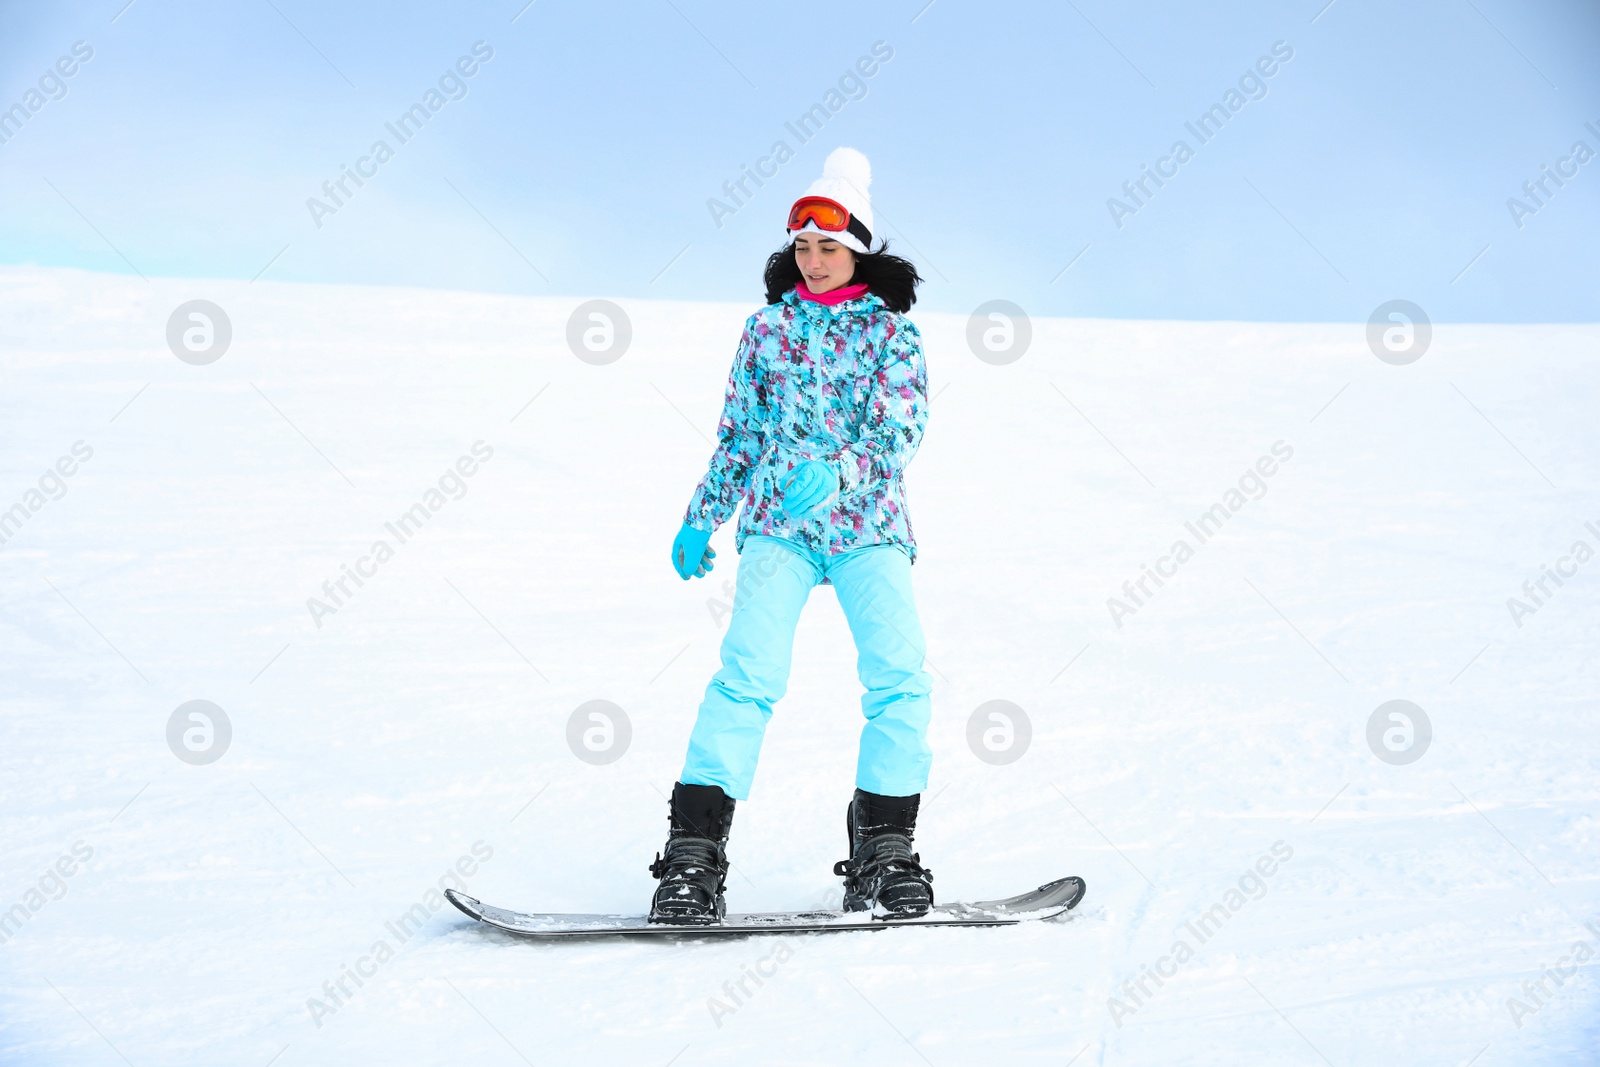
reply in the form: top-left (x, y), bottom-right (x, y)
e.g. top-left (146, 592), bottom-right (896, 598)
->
top-left (1, 0), bottom-right (1596, 320)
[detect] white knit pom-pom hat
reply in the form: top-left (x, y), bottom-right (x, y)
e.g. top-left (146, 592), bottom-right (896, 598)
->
top-left (786, 147), bottom-right (876, 255)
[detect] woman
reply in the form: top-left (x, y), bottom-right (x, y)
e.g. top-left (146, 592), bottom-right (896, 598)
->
top-left (650, 148), bottom-right (936, 924)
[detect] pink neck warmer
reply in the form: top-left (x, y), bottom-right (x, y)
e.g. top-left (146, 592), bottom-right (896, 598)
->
top-left (796, 281), bottom-right (870, 306)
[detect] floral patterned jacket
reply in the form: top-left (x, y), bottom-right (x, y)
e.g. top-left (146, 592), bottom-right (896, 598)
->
top-left (683, 287), bottom-right (928, 562)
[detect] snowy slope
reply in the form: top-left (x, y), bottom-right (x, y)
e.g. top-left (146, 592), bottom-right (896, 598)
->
top-left (1, 265), bottom-right (1597, 1066)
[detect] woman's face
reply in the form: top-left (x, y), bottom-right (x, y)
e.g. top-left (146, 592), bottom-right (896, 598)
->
top-left (793, 233), bottom-right (857, 294)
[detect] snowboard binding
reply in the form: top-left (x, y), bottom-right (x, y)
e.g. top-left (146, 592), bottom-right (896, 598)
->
top-left (834, 788), bottom-right (934, 919)
top-left (648, 783), bottom-right (736, 925)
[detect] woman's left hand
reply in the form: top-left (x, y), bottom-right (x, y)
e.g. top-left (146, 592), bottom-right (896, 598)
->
top-left (781, 461), bottom-right (839, 518)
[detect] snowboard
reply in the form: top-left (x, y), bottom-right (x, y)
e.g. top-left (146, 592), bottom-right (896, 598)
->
top-left (444, 876), bottom-right (1085, 938)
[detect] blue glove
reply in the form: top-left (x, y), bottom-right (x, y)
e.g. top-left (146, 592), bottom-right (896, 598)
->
top-left (782, 460), bottom-right (839, 518)
top-left (671, 523), bottom-right (716, 580)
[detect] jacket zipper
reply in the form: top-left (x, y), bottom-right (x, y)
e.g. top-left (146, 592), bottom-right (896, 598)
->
top-left (808, 311), bottom-right (834, 556)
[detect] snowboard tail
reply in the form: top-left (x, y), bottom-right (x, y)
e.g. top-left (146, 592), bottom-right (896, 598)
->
top-left (445, 876), bottom-right (1085, 937)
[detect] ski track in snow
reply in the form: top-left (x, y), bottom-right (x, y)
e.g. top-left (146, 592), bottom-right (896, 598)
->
top-left (1, 266), bottom-right (1597, 1065)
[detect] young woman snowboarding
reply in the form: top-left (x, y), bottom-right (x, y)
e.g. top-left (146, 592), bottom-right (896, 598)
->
top-left (651, 147), bottom-right (935, 925)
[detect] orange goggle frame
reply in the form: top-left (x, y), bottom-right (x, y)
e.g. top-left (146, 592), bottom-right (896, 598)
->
top-left (786, 196), bottom-right (873, 248)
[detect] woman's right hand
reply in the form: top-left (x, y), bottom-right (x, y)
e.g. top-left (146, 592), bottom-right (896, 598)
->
top-left (671, 523), bottom-right (716, 580)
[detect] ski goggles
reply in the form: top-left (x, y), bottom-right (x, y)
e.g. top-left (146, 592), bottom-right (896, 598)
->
top-left (786, 196), bottom-right (873, 249)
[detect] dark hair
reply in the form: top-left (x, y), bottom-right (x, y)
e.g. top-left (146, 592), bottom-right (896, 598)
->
top-left (763, 240), bottom-right (923, 313)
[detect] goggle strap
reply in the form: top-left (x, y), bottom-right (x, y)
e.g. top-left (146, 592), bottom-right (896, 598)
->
top-left (844, 215), bottom-right (873, 249)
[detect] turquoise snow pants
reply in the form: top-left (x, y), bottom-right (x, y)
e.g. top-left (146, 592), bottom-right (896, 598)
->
top-left (681, 535), bottom-right (934, 801)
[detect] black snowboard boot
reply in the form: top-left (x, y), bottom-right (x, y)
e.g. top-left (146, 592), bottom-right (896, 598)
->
top-left (648, 782), bottom-right (735, 925)
top-left (833, 788), bottom-right (934, 919)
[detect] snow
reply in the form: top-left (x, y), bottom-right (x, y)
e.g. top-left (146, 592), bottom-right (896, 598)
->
top-left (2, 264), bottom-right (1597, 1066)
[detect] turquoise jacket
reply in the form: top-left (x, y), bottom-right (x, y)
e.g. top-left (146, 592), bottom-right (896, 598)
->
top-left (683, 287), bottom-right (928, 562)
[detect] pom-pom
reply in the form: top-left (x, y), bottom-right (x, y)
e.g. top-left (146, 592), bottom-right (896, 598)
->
top-left (822, 147), bottom-right (872, 190)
